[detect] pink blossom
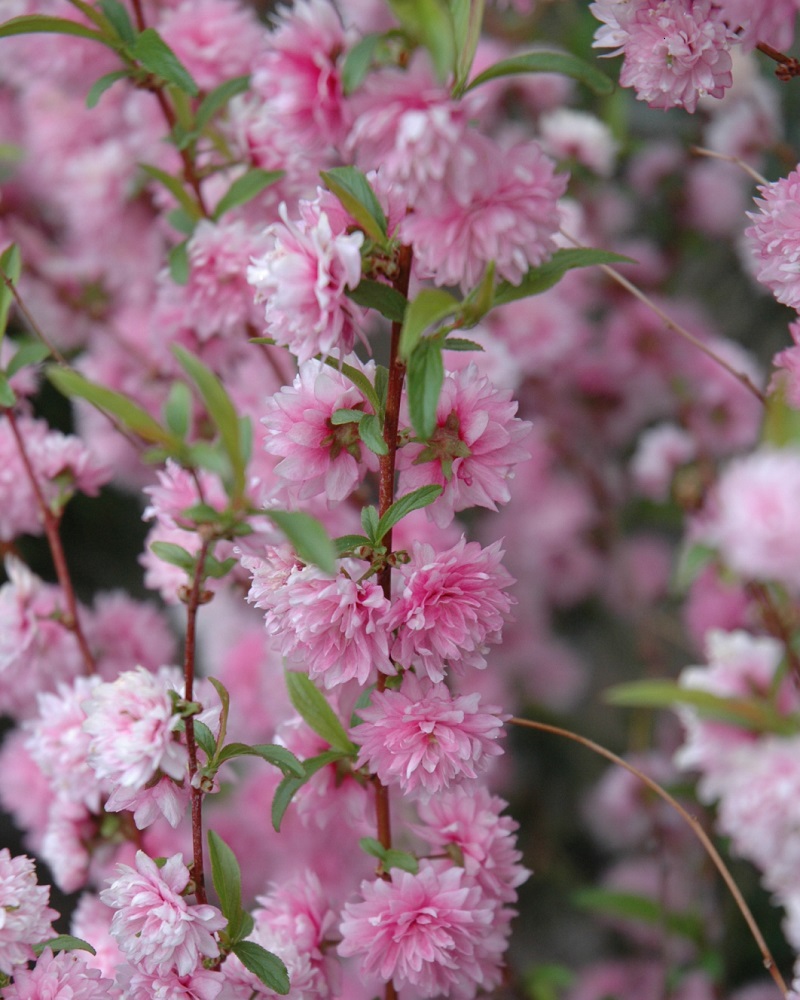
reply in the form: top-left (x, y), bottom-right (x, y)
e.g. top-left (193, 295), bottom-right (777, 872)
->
top-left (117, 965), bottom-right (226, 1000)
top-left (247, 561), bottom-right (393, 688)
top-left (386, 536), bottom-right (515, 681)
top-left (0, 849), bottom-right (58, 974)
top-left (539, 109), bottom-right (618, 177)
top-left (40, 799), bottom-right (95, 894)
top-left (630, 423), bottom-right (696, 500)
top-left (70, 894), bottom-right (124, 980)
top-left (3, 948), bottom-right (115, 1000)
top-left (773, 320), bottom-right (800, 408)
top-left (261, 358), bottom-right (379, 505)
top-left (248, 202), bottom-right (364, 364)
top-left (254, 872), bottom-right (336, 961)
top-left (338, 861), bottom-right (498, 998)
top-left (398, 365), bottom-right (532, 527)
top-left (401, 136), bottom-right (567, 292)
top-left (86, 592), bottom-right (177, 681)
top-left (100, 852), bottom-right (225, 976)
top-left (0, 731), bottom-right (53, 856)
top-left (746, 168), bottom-right (800, 309)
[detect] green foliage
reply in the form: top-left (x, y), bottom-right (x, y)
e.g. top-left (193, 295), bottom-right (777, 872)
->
top-left (375, 485), bottom-right (443, 541)
top-left (359, 836), bottom-right (419, 874)
top-left (271, 750), bottom-right (348, 831)
top-left (398, 289), bottom-right (460, 362)
top-left (86, 69), bottom-right (129, 108)
top-left (407, 336), bottom-right (444, 439)
top-left (0, 243), bottom-right (21, 342)
top-left (320, 166), bottom-right (389, 246)
top-left (231, 941), bottom-right (290, 995)
top-left (347, 280), bottom-right (408, 323)
top-left (213, 169), bottom-right (284, 220)
top-left (285, 671), bottom-right (357, 754)
top-left (493, 248), bottom-right (635, 307)
top-left (265, 510), bottom-right (337, 575)
top-left (132, 28), bottom-right (198, 96)
top-left (387, 0), bottom-right (456, 83)
top-left (33, 936), bottom-right (96, 957)
top-left (466, 49), bottom-right (614, 96)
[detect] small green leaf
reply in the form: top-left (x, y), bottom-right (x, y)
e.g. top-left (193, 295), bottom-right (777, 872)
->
top-left (388, 0), bottom-right (456, 83)
top-left (167, 207), bottom-right (197, 236)
top-left (203, 554), bottom-right (238, 579)
top-left (271, 750), bottom-right (345, 832)
top-left (384, 849), bottom-right (419, 874)
top-left (216, 742), bottom-right (306, 777)
top-left (180, 502), bottom-right (222, 524)
top-left (0, 373), bottom-right (15, 408)
top-left (320, 166), bottom-right (388, 245)
top-left (342, 33), bottom-right (382, 93)
top-left (33, 935), bottom-right (96, 957)
top-left (358, 413), bottom-right (388, 456)
top-left (150, 540), bottom-right (195, 571)
top-left (407, 337), bottom-right (443, 439)
top-left (335, 534), bottom-right (371, 555)
top-left (466, 49), bottom-right (614, 96)
top-left (442, 337), bottom-right (484, 352)
top-left (285, 671), bottom-right (357, 754)
top-left (195, 76), bottom-right (251, 131)
top-left (168, 239), bottom-right (190, 286)
top-left (164, 381), bottom-right (192, 438)
top-left (132, 28), bottom-right (199, 96)
top-left (375, 485), bottom-right (442, 541)
top-left (672, 542), bottom-right (715, 592)
top-left (6, 340), bottom-right (50, 377)
top-left (399, 288), bottom-right (459, 362)
top-left (232, 941), bottom-right (290, 995)
top-left (208, 830), bottom-right (243, 937)
top-left (347, 279), bottom-right (408, 323)
top-left (213, 169), bottom-right (284, 220)
top-left (266, 509), bottom-right (337, 575)
top-left (193, 720), bottom-right (217, 758)
top-left (86, 69), bottom-right (129, 108)
top-left (98, 0), bottom-right (135, 44)
top-left (573, 889), bottom-right (705, 942)
top-left (0, 15), bottom-right (106, 43)
top-left (333, 359), bottom-right (381, 413)
top-left (330, 408), bottom-right (365, 426)
top-left (494, 248), bottom-right (634, 307)
top-left (139, 163), bottom-right (202, 221)
top-left (207, 676), bottom-right (230, 749)
top-left (360, 836), bottom-right (384, 859)
top-left (763, 377), bottom-right (800, 447)
top-left (0, 242), bottom-right (22, 339)
top-left (361, 505), bottom-right (380, 544)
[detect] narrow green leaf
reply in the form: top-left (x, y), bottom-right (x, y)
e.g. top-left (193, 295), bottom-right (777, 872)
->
top-left (573, 889), bottom-right (704, 942)
top-left (193, 720), bottom-right (217, 758)
top-left (168, 239), bottom-right (190, 286)
top-left (388, 0), bottom-right (456, 83)
top-left (34, 935), bottom-right (96, 957)
top-left (407, 337), bottom-right (443, 439)
top-left (0, 372), bottom-right (15, 408)
top-left (86, 69), bottom-right (129, 109)
top-left (132, 28), bottom-right (199, 96)
top-left (149, 540), bottom-right (195, 571)
top-left (443, 337), bottom-right (483, 352)
top-left (285, 671), bottom-right (357, 754)
top-left (493, 248), bottom-right (635, 307)
top-left (0, 15), bottom-right (106, 43)
top-left (195, 76), bottom-right (251, 131)
top-left (466, 49), bottom-right (614, 96)
top-left (333, 359), bottom-right (381, 413)
top-left (164, 381), bottom-right (192, 438)
top-left (97, 0), bottom-right (135, 44)
top-left (208, 830), bottom-right (243, 936)
top-left (167, 207), bottom-right (197, 236)
top-left (375, 484), bottom-right (443, 541)
top-left (399, 288), bottom-right (459, 362)
top-left (232, 941), bottom-right (290, 995)
top-left (335, 534), bottom-right (371, 555)
top-left (271, 750), bottom-right (345, 832)
top-left (342, 33), bottom-right (382, 94)
top-left (361, 505), bottom-right (380, 544)
top-left (47, 367), bottom-right (179, 447)
top-left (139, 163), bottom-right (202, 221)
top-left (330, 408), bottom-right (365, 426)
top-left (0, 242), bottom-right (22, 340)
top-left (213, 169), bottom-right (283, 220)
top-left (207, 676), bottom-right (230, 751)
top-left (216, 742), bottom-right (306, 778)
top-left (451, 0), bottom-right (484, 91)
top-left (347, 279), bottom-right (408, 323)
top-left (358, 413), bottom-right (388, 456)
top-left (6, 340), bottom-right (50, 377)
top-left (266, 509), bottom-right (337, 575)
top-left (320, 166), bottom-right (388, 245)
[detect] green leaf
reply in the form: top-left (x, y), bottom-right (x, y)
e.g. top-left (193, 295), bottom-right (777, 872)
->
top-left (334, 359), bottom-right (381, 413)
top-left (451, 0), bottom-right (484, 92)
top-left (466, 49), bottom-right (614, 96)
top-left (334, 533), bottom-right (371, 555)
top-left (330, 408), bottom-right (365, 425)
top-left (86, 69), bottom-right (129, 108)
top-left (213, 169), bottom-right (284, 220)
top-left (195, 76), bottom-right (251, 131)
top-left (285, 671), bottom-right (357, 755)
top-left (6, 340), bottom-right (50, 377)
top-left (208, 677), bottom-right (230, 749)
top-left (347, 279), bottom-right (408, 323)
top-left (523, 963), bottom-right (575, 1000)
top-left (342, 32), bottom-right (382, 93)
top-left (320, 166), bottom-right (388, 246)
top-left (231, 941), bottom-right (290, 995)
top-left (0, 372), bottom-right (15, 408)
top-left (358, 413), bottom-right (388, 456)
top-left (361, 504), bottom-right (380, 544)
top-left (388, 0), bottom-right (456, 83)
top-left (150, 540), bottom-right (195, 571)
top-left (193, 720), bottom-right (217, 758)
top-left (493, 248), bottom-right (634, 307)
top-left (139, 163), bottom-right (202, 221)
top-left (47, 367), bottom-right (179, 447)
top-left (168, 239), bottom-right (190, 286)
top-left (443, 337), bottom-right (483, 351)
top-left (0, 15), bottom-right (106, 43)
top-left (33, 935), bottom-right (96, 957)
top-left (167, 207), bottom-right (197, 236)
top-left (265, 509), bottom-right (337, 575)
top-left (358, 837), bottom-right (419, 874)
top-left (763, 377), bottom-right (800, 447)
top-left (208, 830), bottom-right (243, 938)
top-left (672, 542), bottom-right (715, 592)
top-left (173, 345), bottom-right (245, 498)
top-left (0, 242), bottom-right (22, 340)
top-left (271, 750), bottom-right (345, 832)
top-left (164, 381), bottom-right (192, 438)
top-left (375, 484), bottom-right (442, 541)
top-left (203, 554), bottom-right (238, 579)
top-left (407, 337), bottom-right (444, 439)
top-left (398, 288), bottom-right (459, 362)
top-left (132, 28), bottom-right (199, 96)
top-left (573, 889), bottom-right (704, 942)
top-left (98, 0), bottom-right (135, 44)
top-left (186, 441), bottom-right (230, 478)
top-left (216, 742), bottom-right (306, 778)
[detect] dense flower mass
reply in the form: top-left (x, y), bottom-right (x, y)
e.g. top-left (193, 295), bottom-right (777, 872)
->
top-left (2, 948), bottom-right (115, 1000)
top-left (746, 168), bottom-right (800, 310)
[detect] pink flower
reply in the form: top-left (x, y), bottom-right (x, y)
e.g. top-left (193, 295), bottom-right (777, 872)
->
top-left (248, 202), bottom-right (364, 364)
top-left (746, 168), bottom-right (800, 310)
top-left (539, 109), bottom-right (619, 177)
top-left (117, 965), bottom-right (226, 1000)
top-left (338, 861), bottom-right (497, 998)
top-left (3, 948), bottom-right (115, 1000)
top-left (386, 536), bottom-right (515, 681)
top-left (247, 561), bottom-right (393, 688)
top-left (352, 673), bottom-right (506, 797)
top-left (86, 592), bottom-right (177, 681)
top-left (401, 136), bottom-right (567, 291)
top-left (70, 894), bottom-right (124, 980)
top-left (0, 849), bottom-right (58, 975)
top-left (630, 423), bottom-right (696, 501)
top-left (261, 358), bottom-right (379, 505)
top-left (398, 366), bottom-right (532, 527)
top-left (100, 852), bottom-right (226, 976)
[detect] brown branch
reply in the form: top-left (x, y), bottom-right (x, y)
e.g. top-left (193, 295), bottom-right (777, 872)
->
top-left (756, 42), bottom-right (800, 82)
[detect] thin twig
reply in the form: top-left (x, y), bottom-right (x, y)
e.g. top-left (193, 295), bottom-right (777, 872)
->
top-left (1, 273), bottom-right (69, 368)
top-left (690, 146), bottom-right (768, 186)
top-left (509, 716), bottom-right (789, 998)
top-left (756, 41), bottom-right (800, 82)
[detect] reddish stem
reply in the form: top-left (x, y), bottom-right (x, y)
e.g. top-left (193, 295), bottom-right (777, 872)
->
top-left (5, 408), bottom-right (96, 675)
top-left (756, 41), bottom-right (800, 81)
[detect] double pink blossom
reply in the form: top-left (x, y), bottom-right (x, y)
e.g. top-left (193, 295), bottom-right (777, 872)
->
top-left (0, 850), bottom-right (58, 975)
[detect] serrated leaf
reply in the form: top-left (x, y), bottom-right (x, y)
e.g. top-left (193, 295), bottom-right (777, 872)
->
top-left (0, 15), bottom-right (106, 43)
top-left (407, 337), bottom-right (443, 439)
top-left (85, 69), bottom-right (129, 109)
top-left (388, 0), bottom-right (455, 83)
top-left (494, 248), bottom-right (634, 307)
top-left (266, 509), bottom-right (336, 575)
top-left (6, 340), bottom-right (50, 377)
top-left (358, 413), bottom-right (388, 456)
top-left (334, 533), bottom-right (371, 555)
top-left (399, 288), bottom-right (459, 362)
top-left (164, 381), bottom-right (192, 438)
top-left (271, 750), bottom-right (345, 832)
top-left (208, 830), bottom-right (243, 937)
top-left (195, 75), bottom-right (251, 131)
top-left (150, 540), bottom-right (196, 571)
top-left (443, 337), bottom-right (484, 351)
top-left (320, 166), bottom-right (388, 246)
top-left (232, 941), bottom-right (290, 995)
top-left (285, 671), bottom-right (357, 754)
top-left (361, 505), bottom-right (380, 543)
top-left (34, 935), bottom-right (96, 957)
top-left (97, 0), bottom-right (135, 44)
top-left (347, 279), bottom-right (408, 323)
top-left (466, 49), bottom-right (614, 96)
top-left (216, 742), bottom-right (305, 778)
top-left (168, 239), bottom-right (190, 286)
top-left (132, 28), bottom-right (198, 96)
top-left (375, 485), bottom-right (442, 541)
top-left (213, 169), bottom-right (284, 220)
top-left (193, 720), bottom-right (217, 758)
top-left (46, 368), bottom-right (179, 447)
top-left (0, 242), bottom-right (22, 340)
top-left (0, 372), bottom-right (15, 408)
top-left (139, 163), bottom-right (202, 221)
top-left (342, 33), bottom-right (382, 94)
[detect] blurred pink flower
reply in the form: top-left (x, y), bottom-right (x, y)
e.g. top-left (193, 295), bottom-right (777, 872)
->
top-left (0, 850), bottom-right (57, 974)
